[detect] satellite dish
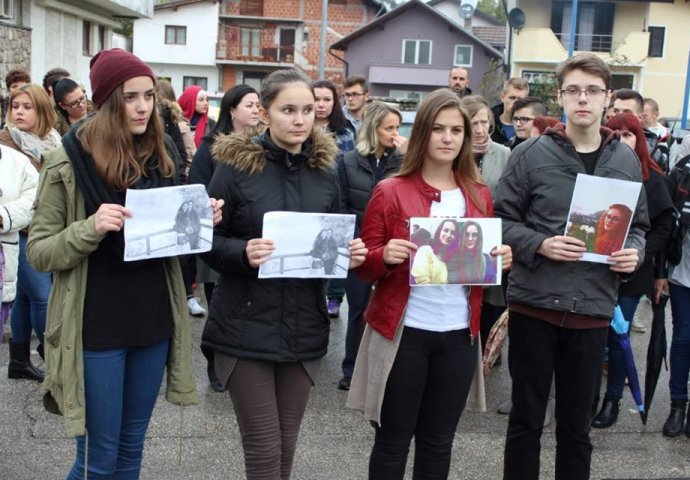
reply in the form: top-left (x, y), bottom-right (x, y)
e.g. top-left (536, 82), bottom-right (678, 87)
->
top-left (459, 2), bottom-right (475, 20)
top-left (508, 8), bottom-right (526, 29)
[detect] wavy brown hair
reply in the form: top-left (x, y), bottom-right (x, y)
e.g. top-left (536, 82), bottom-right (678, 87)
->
top-left (77, 83), bottom-right (175, 190)
top-left (397, 88), bottom-right (487, 215)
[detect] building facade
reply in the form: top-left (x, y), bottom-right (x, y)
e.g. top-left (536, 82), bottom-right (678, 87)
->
top-left (505, 0), bottom-right (690, 122)
top-left (133, 0), bottom-right (221, 95)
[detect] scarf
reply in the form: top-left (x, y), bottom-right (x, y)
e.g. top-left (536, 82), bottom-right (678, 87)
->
top-left (178, 86), bottom-right (208, 148)
top-left (6, 125), bottom-right (61, 165)
top-left (472, 134), bottom-right (492, 157)
top-left (63, 127), bottom-right (175, 258)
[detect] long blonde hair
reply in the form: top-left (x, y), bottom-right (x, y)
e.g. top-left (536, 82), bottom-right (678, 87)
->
top-left (7, 84), bottom-right (57, 138)
top-left (78, 83), bottom-right (175, 190)
top-left (397, 88), bottom-right (487, 215)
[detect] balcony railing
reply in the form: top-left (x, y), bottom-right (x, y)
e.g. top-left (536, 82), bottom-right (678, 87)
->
top-left (224, 46), bottom-right (295, 64)
top-left (554, 33), bottom-right (613, 53)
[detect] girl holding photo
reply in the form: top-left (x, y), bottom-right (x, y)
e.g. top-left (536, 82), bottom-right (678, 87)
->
top-left (347, 88), bottom-right (511, 479)
top-left (201, 69), bottom-right (367, 479)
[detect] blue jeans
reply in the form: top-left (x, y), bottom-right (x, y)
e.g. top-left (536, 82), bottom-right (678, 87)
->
top-left (10, 232), bottom-right (51, 344)
top-left (66, 340), bottom-right (169, 480)
top-left (669, 282), bottom-right (690, 401)
top-left (604, 295), bottom-right (641, 400)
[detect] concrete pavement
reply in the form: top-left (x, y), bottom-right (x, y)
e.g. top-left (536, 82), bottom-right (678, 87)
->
top-left (1, 296), bottom-right (689, 479)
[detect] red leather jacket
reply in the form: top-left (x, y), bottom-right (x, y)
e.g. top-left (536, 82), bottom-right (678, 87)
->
top-left (355, 172), bottom-right (493, 342)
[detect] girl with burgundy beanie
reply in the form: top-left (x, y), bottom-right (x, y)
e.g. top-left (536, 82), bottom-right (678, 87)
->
top-left (27, 48), bottom-right (222, 479)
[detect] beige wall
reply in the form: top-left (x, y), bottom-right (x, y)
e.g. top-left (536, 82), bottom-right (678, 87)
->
top-left (511, 0), bottom-right (690, 120)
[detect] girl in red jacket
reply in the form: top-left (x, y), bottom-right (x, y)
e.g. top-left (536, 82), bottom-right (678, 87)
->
top-left (347, 88), bottom-right (512, 479)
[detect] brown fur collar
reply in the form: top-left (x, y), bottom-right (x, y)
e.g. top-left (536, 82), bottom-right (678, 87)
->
top-left (211, 127), bottom-right (338, 175)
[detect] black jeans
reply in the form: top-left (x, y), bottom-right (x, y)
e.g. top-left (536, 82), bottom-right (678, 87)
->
top-left (369, 326), bottom-right (477, 480)
top-left (341, 271), bottom-right (372, 379)
top-left (504, 312), bottom-right (607, 480)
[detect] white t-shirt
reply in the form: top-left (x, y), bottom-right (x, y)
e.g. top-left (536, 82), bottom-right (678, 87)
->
top-left (404, 188), bottom-right (470, 332)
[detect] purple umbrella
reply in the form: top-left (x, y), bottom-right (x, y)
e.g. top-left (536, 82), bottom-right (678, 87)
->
top-left (611, 304), bottom-right (645, 423)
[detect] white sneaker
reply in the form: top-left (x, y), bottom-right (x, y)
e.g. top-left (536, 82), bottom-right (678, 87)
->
top-left (630, 320), bottom-right (646, 333)
top-left (187, 297), bottom-right (206, 317)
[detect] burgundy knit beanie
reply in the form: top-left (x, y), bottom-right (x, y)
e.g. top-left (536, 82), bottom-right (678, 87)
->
top-left (89, 49), bottom-right (155, 108)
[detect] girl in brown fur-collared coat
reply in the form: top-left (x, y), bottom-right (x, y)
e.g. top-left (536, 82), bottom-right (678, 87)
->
top-left (200, 69), bottom-right (367, 480)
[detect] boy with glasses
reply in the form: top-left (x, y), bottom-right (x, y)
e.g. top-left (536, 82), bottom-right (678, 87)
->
top-left (507, 96), bottom-right (545, 150)
top-left (495, 53), bottom-right (649, 480)
top-left (342, 75), bottom-right (369, 135)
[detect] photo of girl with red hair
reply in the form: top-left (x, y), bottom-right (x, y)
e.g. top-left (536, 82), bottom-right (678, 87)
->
top-left (593, 204), bottom-right (633, 255)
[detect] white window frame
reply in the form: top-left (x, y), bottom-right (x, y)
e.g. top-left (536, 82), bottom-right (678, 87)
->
top-left (0, 0), bottom-right (15, 19)
top-left (240, 27), bottom-right (261, 57)
top-left (401, 39), bottom-right (432, 65)
top-left (453, 45), bottom-right (473, 68)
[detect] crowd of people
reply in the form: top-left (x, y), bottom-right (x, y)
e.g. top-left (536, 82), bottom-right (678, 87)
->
top-left (1, 48), bottom-right (690, 480)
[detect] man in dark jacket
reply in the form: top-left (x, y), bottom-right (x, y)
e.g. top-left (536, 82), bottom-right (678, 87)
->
top-left (491, 77), bottom-right (529, 145)
top-left (495, 53), bottom-right (649, 480)
top-left (448, 67), bottom-right (472, 98)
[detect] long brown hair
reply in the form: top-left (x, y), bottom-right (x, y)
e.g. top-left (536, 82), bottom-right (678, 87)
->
top-left (78, 83), bottom-right (175, 190)
top-left (397, 88), bottom-right (487, 215)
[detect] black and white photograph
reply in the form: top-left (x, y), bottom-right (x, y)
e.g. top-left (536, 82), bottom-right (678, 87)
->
top-left (124, 184), bottom-right (213, 261)
top-left (409, 217), bottom-right (502, 286)
top-left (259, 212), bottom-right (356, 279)
top-left (564, 174), bottom-right (642, 264)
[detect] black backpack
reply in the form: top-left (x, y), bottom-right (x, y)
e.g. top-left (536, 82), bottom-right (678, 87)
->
top-left (667, 154), bottom-right (690, 265)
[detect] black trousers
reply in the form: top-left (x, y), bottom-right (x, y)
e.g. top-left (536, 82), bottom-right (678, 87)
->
top-left (503, 312), bottom-right (607, 480)
top-left (341, 271), bottom-right (372, 379)
top-left (369, 326), bottom-right (477, 480)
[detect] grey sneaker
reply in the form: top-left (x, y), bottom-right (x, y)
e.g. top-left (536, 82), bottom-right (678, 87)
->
top-left (187, 297), bottom-right (206, 317)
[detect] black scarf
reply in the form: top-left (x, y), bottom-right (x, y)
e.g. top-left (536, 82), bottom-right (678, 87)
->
top-left (63, 127), bottom-right (175, 258)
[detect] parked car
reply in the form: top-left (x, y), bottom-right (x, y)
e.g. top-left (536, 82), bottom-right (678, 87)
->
top-left (207, 93), bottom-right (224, 122)
top-left (368, 96), bottom-right (418, 138)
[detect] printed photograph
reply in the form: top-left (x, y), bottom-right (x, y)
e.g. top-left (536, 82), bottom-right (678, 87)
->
top-left (259, 212), bottom-right (356, 279)
top-left (564, 174), bottom-right (642, 263)
top-left (409, 217), bottom-right (502, 286)
top-left (124, 184), bottom-right (213, 261)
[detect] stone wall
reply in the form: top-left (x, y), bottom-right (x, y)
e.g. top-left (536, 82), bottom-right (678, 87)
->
top-left (0, 21), bottom-right (32, 97)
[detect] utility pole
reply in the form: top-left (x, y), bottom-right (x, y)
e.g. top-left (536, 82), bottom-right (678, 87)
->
top-left (318, 0), bottom-right (328, 79)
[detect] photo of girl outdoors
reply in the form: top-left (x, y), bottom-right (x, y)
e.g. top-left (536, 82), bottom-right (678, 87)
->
top-left (409, 217), bottom-right (501, 285)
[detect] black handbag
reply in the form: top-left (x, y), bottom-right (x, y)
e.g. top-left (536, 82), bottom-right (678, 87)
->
top-left (311, 258), bottom-right (323, 269)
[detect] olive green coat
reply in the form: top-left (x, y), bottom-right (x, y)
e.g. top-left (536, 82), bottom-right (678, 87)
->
top-left (26, 146), bottom-right (198, 437)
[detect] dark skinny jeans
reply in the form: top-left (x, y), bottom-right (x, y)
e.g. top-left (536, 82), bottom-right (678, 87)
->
top-left (369, 326), bottom-right (477, 480)
top-left (504, 312), bottom-right (607, 480)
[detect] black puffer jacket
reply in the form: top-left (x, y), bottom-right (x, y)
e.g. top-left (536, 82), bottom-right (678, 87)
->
top-left (495, 124), bottom-right (650, 324)
top-left (201, 128), bottom-right (340, 361)
top-left (337, 148), bottom-right (401, 232)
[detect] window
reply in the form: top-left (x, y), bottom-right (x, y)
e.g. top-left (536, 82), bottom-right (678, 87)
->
top-left (648, 26), bottom-right (665, 58)
top-left (402, 40), bottom-right (431, 65)
top-left (165, 25), bottom-right (187, 45)
top-left (240, 0), bottom-right (263, 16)
top-left (0, 0), bottom-right (15, 19)
top-left (453, 45), bottom-right (473, 67)
top-left (82, 21), bottom-right (92, 56)
top-left (97, 25), bottom-right (106, 53)
top-left (182, 76), bottom-right (208, 91)
top-left (240, 28), bottom-right (261, 58)
top-left (550, 1), bottom-right (615, 52)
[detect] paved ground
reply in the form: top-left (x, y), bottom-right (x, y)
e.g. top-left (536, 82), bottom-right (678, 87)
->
top-left (1, 295), bottom-right (689, 479)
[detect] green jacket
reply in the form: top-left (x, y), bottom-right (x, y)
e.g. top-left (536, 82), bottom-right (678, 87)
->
top-left (26, 146), bottom-right (198, 437)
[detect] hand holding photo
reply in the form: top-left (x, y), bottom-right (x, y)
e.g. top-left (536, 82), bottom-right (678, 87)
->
top-left (563, 174), bottom-right (642, 264)
top-left (409, 217), bottom-right (502, 286)
top-left (124, 184), bottom-right (213, 261)
top-left (259, 212), bottom-right (356, 279)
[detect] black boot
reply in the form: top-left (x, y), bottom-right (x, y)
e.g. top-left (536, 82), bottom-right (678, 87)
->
top-left (8, 341), bottom-right (44, 381)
top-left (207, 365), bottom-right (225, 393)
top-left (686, 406), bottom-right (690, 438)
top-left (663, 401), bottom-right (687, 437)
top-left (37, 343), bottom-right (44, 361)
top-left (592, 397), bottom-right (619, 428)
